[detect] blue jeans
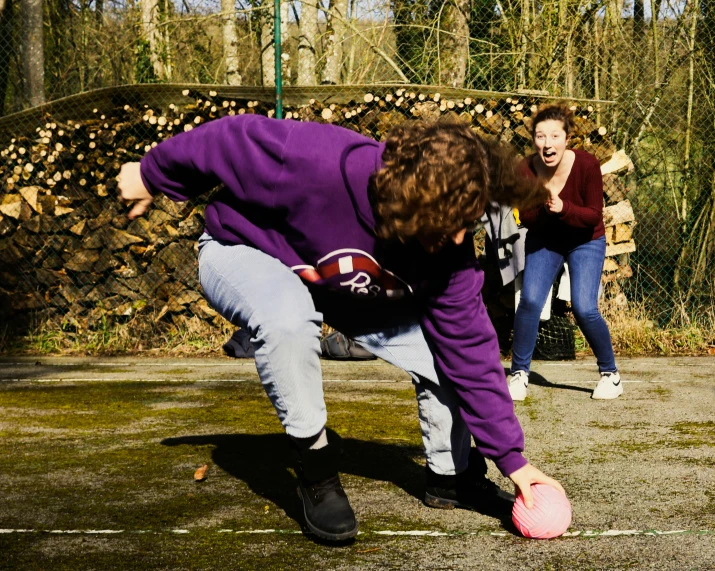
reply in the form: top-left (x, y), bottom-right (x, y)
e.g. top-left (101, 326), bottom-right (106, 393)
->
top-left (511, 235), bottom-right (617, 374)
top-left (197, 234), bottom-right (472, 475)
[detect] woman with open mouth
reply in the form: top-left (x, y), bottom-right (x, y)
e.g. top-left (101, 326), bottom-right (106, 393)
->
top-left (507, 104), bottom-right (623, 402)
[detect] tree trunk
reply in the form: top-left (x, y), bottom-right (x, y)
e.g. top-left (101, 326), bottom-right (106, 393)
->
top-left (297, 0), bottom-right (318, 85)
top-left (634, 0), bottom-right (645, 41)
top-left (518, 0), bottom-right (531, 89)
top-left (261, 0), bottom-right (288, 87)
top-left (21, 0), bottom-right (44, 107)
top-left (0, 0), bottom-right (13, 115)
top-left (261, 1), bottom-right (275, 86)
top-left (593, 9), bottom-right (602, 122)
top-left (684, 0), bottom-right (715, 295)
top-left (92, 0), bottom-right (104, 86)
top-left (321, 0), bottom-right (349, 84)
top-left (650, 0), bottom-right (660, 85)
top-left (439, 0), bottom-right (470, 87)
top-left (605, 0), bottom-right (624, 128)
top-left (561, 0), bottom-right (574, 96)
top-left (392, 0), bottom-right (426, 84)
top-left (222, 0), bottom-right (241, 85)
top-left (140, 0), bottom-right (168, 80)
top-left (673, 0), bottom-right (715, 295)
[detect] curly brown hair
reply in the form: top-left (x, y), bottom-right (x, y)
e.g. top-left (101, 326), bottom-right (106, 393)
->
top-left (531, 104), bottom-right (575, 138)
top-left (371, 120), bottom-right (549, 243)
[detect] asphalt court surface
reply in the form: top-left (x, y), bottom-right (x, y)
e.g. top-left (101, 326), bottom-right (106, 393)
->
top-left (1, 355), bottom-right (713, 570)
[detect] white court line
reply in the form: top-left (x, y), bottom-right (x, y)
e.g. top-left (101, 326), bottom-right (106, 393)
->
top-left (0, 364), bottom-right (657, 370)
top-left (0, 528), bottom-right (711, 538)
top-left (0, 362), bottom-right (384, 368)
top-left (0, 378), bottom-right (256, 383)
top-left (0, 362), bottom-right (258, 367)
top-left (514, 379), bottom-right (697, 384)
top-left (0, 378), bottom-right (408, 383)
top-left (0, 378), bottom-right (703, 384)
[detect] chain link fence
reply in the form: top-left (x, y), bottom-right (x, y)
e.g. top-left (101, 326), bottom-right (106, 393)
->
top-left (0, 0), bottom-right (713, 353)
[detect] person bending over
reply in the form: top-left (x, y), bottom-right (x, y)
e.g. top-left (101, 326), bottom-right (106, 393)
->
top-left (118, 115), bottom-right (563, 541)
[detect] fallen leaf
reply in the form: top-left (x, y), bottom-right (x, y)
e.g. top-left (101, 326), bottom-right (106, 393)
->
top-left (194, 464), bottom-right (209, 482)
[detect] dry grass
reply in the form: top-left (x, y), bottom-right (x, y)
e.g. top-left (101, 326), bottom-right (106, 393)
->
top-left (2, 296), bottom-right (714, 357)
top-left (0, 312), bottom-right (234, 356)
top-left (601, 298), bottom-right (715, 356)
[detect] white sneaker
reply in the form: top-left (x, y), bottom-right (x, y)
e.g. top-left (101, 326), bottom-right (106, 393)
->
top-left (508, 371), bottom-right (529, 401)
top-left (592, 371), bottom-right (623, 400)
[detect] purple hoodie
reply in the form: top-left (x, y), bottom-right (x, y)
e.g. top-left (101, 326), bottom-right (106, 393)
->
top-left (140, 114), bottom-right (527, 476)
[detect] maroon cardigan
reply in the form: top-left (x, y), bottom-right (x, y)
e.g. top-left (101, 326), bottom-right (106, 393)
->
top-left (519, 149), bottom-right (605, 251)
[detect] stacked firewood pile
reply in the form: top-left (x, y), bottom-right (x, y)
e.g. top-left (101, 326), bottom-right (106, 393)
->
top-left (0, 87), bottom-right (635, 336)
top-left (291, 89), bottom-right (618, 161)
top-left (599, 150), bottom-right (636, 308)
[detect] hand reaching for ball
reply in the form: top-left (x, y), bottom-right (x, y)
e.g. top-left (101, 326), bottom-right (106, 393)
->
top-left (508, 463), bottom-right (565, 509)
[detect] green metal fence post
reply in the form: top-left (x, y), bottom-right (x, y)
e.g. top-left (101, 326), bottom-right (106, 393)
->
top-left (274, 0), bottom-right (283, 119)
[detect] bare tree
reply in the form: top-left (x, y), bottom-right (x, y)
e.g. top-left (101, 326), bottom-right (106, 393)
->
top-left (297, 0), bottom-right (319, 85)
top-left (261, 0), bottom-right (288, 86)
top-left (634, 0), bottom-right (645, 41)
top-left (140, 0), bottom-right (171, 80)
top-left (676, 0), bottom-right (715, 296)
top-left (605, 0), bottom-right (624, 126)
top-left (438, 0), bottom-right (470, 87)
top-left (561, 0), bottom-right (574, 96)
top-left (0, 0), bottom-right (13, 114)
top-left (321, 0), bottom-right (349, 84)
top-left (93, 0), bottom-right (105, 86)
top-left (518, 0), bottom-right (531, 88)
top-left (260, 2), bottom-right (273, 86)
top-left (222, 0), bottom-right (242, 85)
top-left (21, 0), bottom-right (45, 107)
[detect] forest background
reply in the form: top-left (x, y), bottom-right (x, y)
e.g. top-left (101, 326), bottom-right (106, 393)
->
top-left (0, 0), bottom-right (714, 355)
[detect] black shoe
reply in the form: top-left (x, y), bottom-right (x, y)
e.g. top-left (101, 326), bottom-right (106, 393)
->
top-left (222, 329), bottom-right (255, 359)
top-left (297, 474), bottom-right (358, 541)
top-left (424, 467), bottom-right (515, 516)
top-left (320, 331), bottom-right (377, 361)
top-left (294, 431), bottom-right (358, 541)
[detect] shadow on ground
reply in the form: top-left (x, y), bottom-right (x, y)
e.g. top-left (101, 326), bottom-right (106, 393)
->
top-left (502, 367), bottom-right (592, 394)
top-left (0, 357), bottom-right (139, 380)
top-left (161, 433), bottom-right (516, 540)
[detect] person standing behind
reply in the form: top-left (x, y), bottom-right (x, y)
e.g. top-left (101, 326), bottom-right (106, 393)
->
top-left (508, 104), bottom-right (623, 401)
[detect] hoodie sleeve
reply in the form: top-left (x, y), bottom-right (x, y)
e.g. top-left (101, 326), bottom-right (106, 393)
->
top-left (419, 245), bottom-right (527, 477)
top-left (139, 115), bottom-right (295, 203)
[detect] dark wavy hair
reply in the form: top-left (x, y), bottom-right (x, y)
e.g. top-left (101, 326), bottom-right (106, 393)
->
top-left (371, 120), bottom-right (548, 243)
top-left (531, 104), bottom-right (575, 138)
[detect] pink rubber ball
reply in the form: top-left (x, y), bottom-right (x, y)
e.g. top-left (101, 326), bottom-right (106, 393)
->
top-left (512, 483), bottom-right (572, 539)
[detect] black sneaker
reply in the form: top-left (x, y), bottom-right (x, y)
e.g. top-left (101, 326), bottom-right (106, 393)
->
top-left (424, 467), bottom-right (515, 516)
top-left (297, 474), bottom-right (358, 541)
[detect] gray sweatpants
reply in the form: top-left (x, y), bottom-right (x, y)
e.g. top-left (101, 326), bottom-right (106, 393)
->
top-left (198, 234), bottom-right (471, 475)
